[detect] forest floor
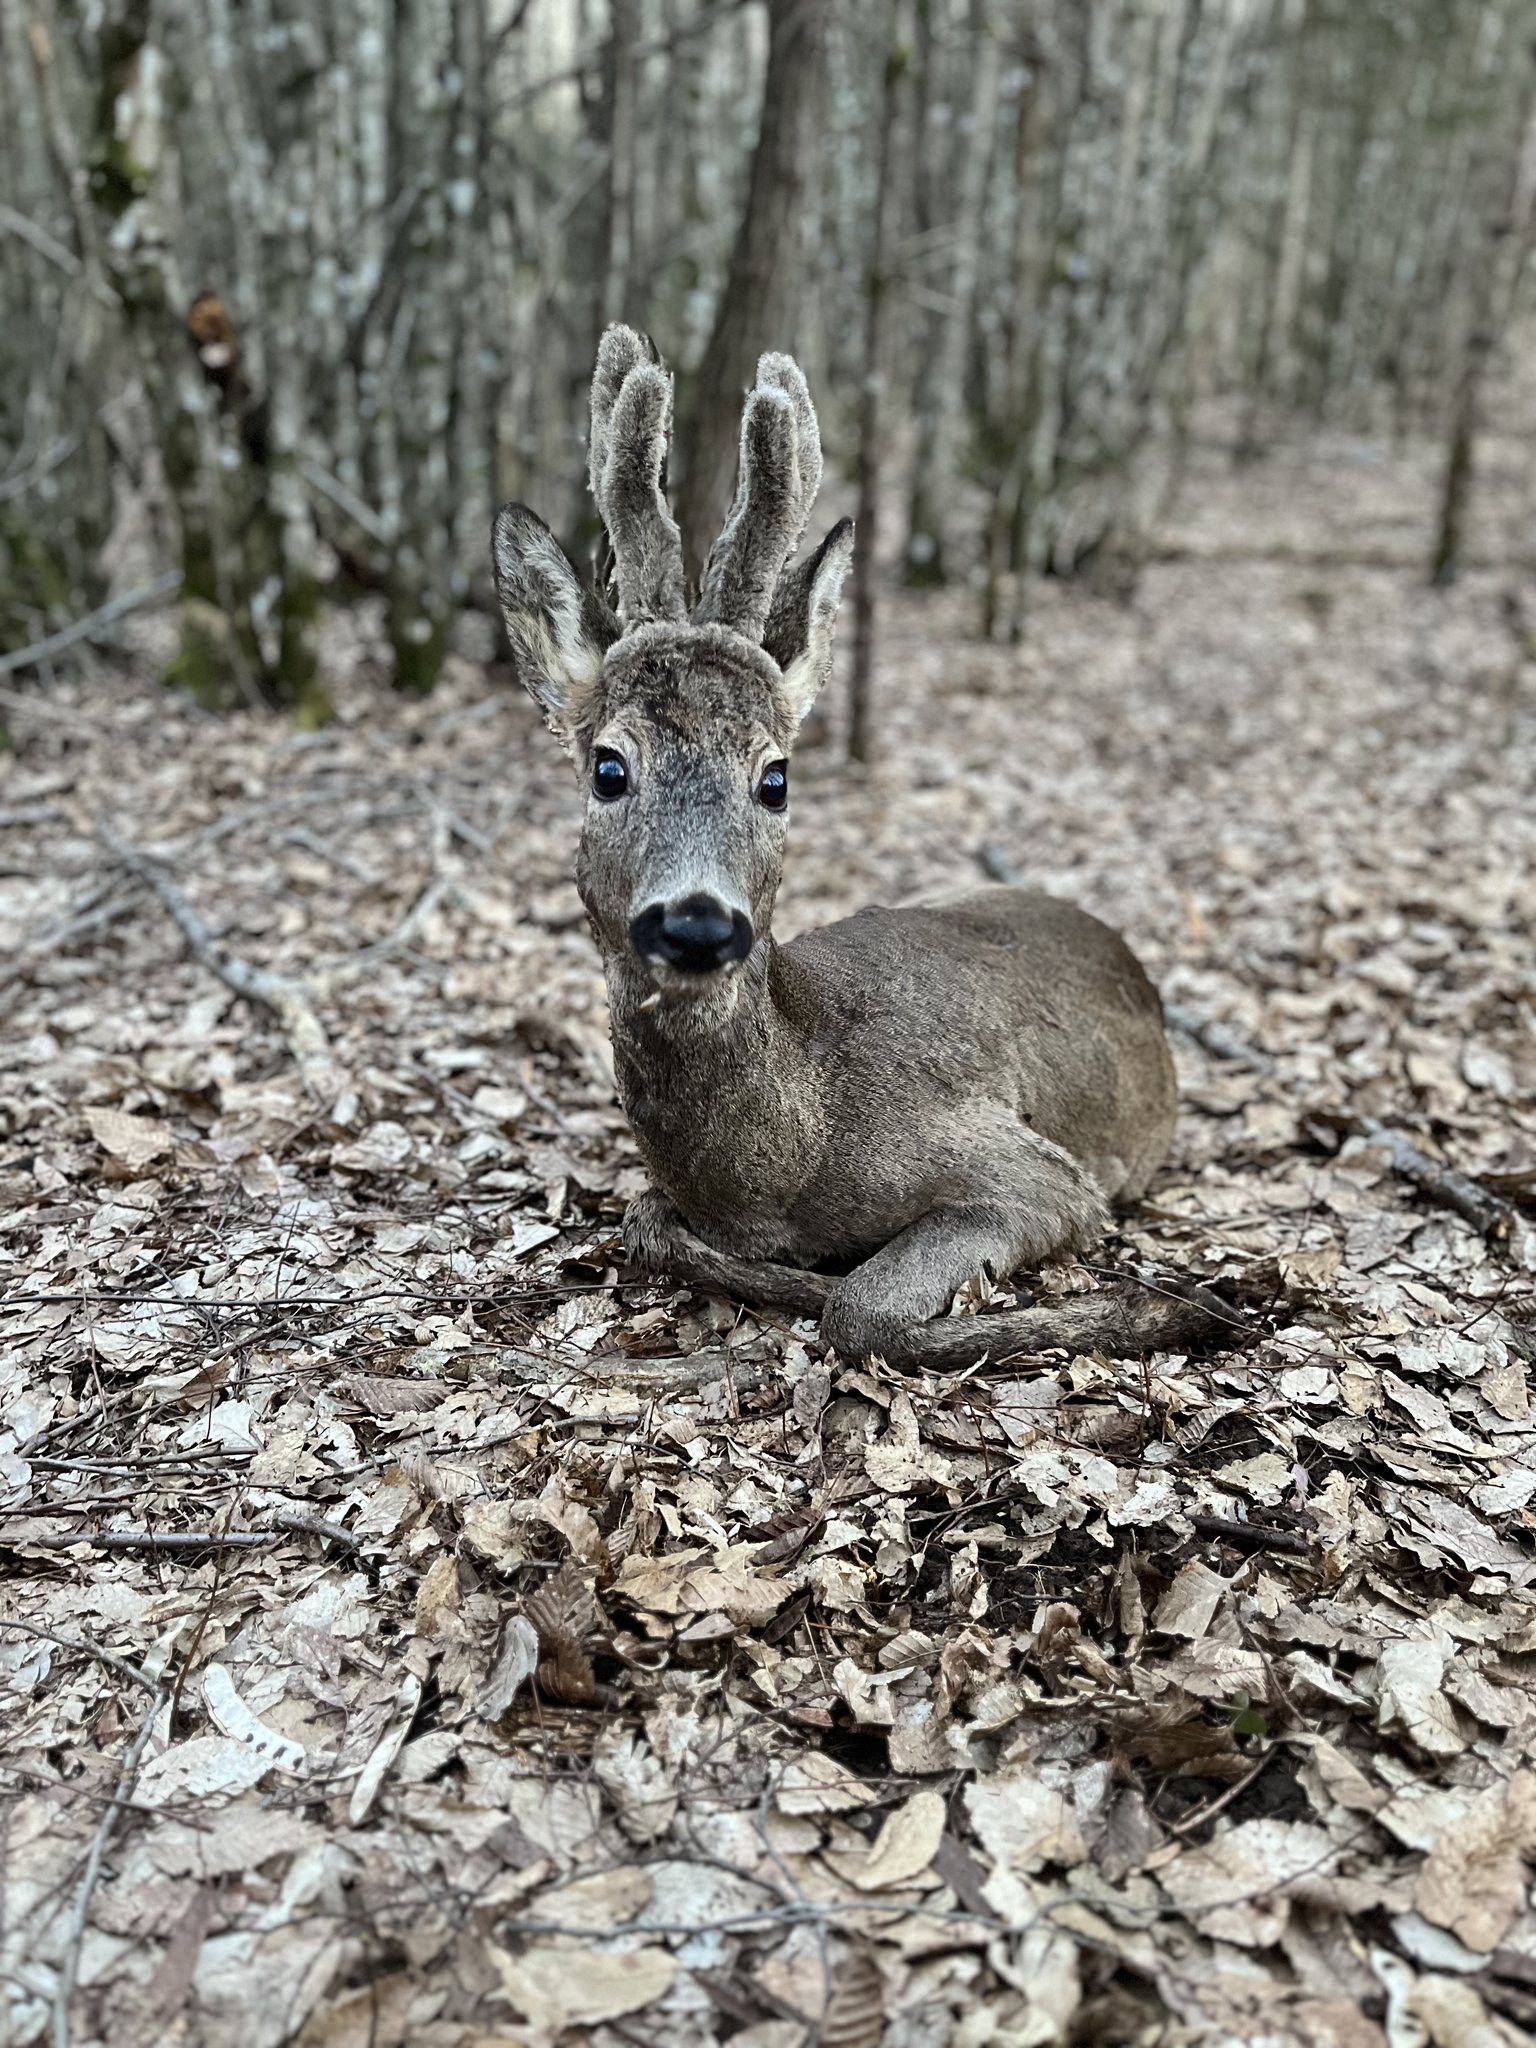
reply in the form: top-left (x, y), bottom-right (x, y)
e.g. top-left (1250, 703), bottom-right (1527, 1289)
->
top-left (3, 401), bottom-right (1536, 2048)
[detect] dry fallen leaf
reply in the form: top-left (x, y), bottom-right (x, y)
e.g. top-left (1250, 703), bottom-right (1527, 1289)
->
top-left (493, 1942), bottom-right (676, 2029)
top-left (85, 1105), bottom-right (174, 1169)
top-left (1414, 1771), bottom-right (1536, 1952)
top-left (841, 1788), bottom-right (946, 1891)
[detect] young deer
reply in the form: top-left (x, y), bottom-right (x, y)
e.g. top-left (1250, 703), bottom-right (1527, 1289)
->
top-left (492, 327), bottom-right (1217, 1368)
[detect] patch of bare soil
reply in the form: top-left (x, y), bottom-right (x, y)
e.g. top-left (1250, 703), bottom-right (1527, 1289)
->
top-left (2, 412), bottom-right (1535, 2046)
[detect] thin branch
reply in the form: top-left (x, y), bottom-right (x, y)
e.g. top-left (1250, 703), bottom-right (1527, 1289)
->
top-left (98, 825), bottom-right (342, 1100)
top-left (301, 462), bottom-right (394, 547)
top-left (21, 1530), bottom-right (285, 1553)
top-left (502, 0), bottom-right (753, 109)
top-left (1310, 1111), bottom-right (1532, 1261)
top-left (0, 433), bottom-right (81, 505)
top-left (1188, 1513), bottom-right (1312, 1556)
top-left (0, 574), bottom-right (182, 680)
top-left (1161, 1003), bottom-right (1275, 1074)
top-left (0, 1619), bottom-right (160, 1696)
top-left (0, 199), bottom-right (80, 274)
top-left (51, 1682), bottom-right (169, 2047)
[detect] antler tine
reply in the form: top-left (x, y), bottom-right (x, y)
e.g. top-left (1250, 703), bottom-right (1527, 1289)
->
top-left (695, 350), bottom-right (823, 641)
top-left (588, 324), bottom-right (687, 627)
top-left (755, 352), bottom-right (822, 538)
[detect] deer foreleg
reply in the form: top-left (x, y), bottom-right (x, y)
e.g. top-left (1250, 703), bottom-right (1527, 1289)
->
top-left (818, 1150), bottom-right (1227, 1367)
top-left (624, 1190), bottom-right (831, 1319)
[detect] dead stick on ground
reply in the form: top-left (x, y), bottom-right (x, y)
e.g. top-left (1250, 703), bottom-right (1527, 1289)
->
top-left (98, 824), bottom-right (341, 1100)
top-left (1308, 1110), bottom-right (1527, 1251)
top-left (52, 1681), bottom-right (170, 2048)
top-left (1188, 1512), bottom-right (1311, 1557)
top-left (312, 802), bottom-right (453, 996)
top-left (0, 1619), bottom-right (160, 1695)
top-left (23, 1523), bottom-right (357, 1553)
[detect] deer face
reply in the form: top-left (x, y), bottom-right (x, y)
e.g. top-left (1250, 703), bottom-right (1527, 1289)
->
top-left (574, 627), bottom-right (793, 984)
top-left (491, 328), bottom-right (851, 996)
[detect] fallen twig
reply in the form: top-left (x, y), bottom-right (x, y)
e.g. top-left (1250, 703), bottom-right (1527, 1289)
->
top-left (1161, 1002), bottom-right (1275, 1074)
top-left (1309, 1110), bottom-right (1529, 1257)
top-left (0, 1618), bottom-right (160, 1695)
top-left (1167, 1748), bottom-right (1276, 1834)
top-left (99, 824), bottom-right (341, 1100)
top-left (1189, 1512), bottom-right (1311, 1556)
top-left (268, 1509), bottom-right (362, 1551)
top-left (52, 1679), bottom-right (169, 2046)
top-left (20, 1527), bottom-right (311, 1553)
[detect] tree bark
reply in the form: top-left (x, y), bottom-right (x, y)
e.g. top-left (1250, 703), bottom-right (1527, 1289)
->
top-left (902, 0), bottom-right (996, 588)
top-left (849, 8), bottom-right (908, 763)
top-left (1432, 43), bottom-right (1536, 585)
top-left (676, 0), bottom-right (831, 585)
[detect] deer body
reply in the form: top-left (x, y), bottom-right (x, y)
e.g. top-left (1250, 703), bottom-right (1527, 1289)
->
top-left (492, 329), bottom-right (1195, 1368)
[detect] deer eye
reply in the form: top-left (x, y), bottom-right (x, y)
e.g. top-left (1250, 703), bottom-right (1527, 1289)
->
top-left (756, 760), bottom-right (788, 811)
top-left (592, 748), bottom-right (629, 801)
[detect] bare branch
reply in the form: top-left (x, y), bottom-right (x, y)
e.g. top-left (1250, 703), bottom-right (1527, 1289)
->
top-left (98, 824), bottom-right (341, 1101)
top-left (0, 575), bottom-right (182, 680)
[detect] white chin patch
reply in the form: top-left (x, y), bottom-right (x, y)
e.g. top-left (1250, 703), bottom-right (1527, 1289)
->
top-left (641, 959), bottom-right (744, 1009)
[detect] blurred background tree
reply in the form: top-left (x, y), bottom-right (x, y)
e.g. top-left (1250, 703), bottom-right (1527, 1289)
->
top-left (2, 0), bottom-right (1533, 723)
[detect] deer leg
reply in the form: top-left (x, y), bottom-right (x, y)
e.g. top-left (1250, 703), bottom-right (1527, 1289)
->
top-left (819, 1202), bottom-right (1062, 1365)
top-left (819, 1145), bottom-right (1228, 1368)
top-left (624, 1190), bottom-right (831, 1320)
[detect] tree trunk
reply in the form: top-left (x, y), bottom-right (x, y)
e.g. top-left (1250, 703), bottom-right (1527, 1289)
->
top-left (849, 7), bottom-right (908, 765)
top-left (676, 0), bottom-right (831, 585)
top-left (901, 0), bottom-right (996, 588)
top-left (1431, 46), bottom-right (1536, 585)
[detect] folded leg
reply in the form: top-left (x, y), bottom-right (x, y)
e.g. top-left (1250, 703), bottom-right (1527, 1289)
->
top-left (624, 1189), bottom-right (830, 1319)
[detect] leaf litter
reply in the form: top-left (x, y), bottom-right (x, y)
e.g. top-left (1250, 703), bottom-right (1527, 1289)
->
top-left (2, 404), bottom-right (1535, 2045)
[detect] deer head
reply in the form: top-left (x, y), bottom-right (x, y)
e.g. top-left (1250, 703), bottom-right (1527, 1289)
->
top-left (491, 327), bottom-right (852, 995)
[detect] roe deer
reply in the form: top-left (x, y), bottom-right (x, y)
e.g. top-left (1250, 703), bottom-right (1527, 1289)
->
top-left (491, 327), bottom-right (1221, 1367)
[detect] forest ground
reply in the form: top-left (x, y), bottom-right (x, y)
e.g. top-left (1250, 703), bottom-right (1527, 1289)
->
top-left (2, 393), bottom-right (1536, 2048)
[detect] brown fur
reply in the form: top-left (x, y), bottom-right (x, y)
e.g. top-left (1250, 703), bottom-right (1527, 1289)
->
top-left (490, 327), bottom-right (1185, 1367)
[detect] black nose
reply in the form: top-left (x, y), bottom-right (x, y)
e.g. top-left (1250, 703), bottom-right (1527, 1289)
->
top-left (630, 893), bottom-right (754, 974)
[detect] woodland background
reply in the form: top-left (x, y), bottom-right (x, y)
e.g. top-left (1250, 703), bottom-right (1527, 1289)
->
top-left (5, 4), bottom-right (1536, 2048)
top-left (4, 0), bottom-right (1536, 720)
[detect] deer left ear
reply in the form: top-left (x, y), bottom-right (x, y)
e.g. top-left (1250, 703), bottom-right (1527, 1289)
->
top-left (491, 503), bottom-right (618, 749)
top-left (762, 517), bottom-right (854, 726)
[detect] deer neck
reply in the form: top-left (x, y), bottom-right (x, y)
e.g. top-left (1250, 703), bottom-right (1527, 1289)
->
top-left (603, 938), bottom-right (820, 1215)
top-left (605, 937), bottom-right (806, 1085)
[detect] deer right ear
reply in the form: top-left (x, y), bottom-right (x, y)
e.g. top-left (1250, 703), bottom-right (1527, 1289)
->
top-left (491, 504), bottom-right (618, 749)
top-left (762, 517), bottom-right (855, 726)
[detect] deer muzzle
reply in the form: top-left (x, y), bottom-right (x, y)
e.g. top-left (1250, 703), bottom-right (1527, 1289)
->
top-left (629, 892), bottom-right (754, 976)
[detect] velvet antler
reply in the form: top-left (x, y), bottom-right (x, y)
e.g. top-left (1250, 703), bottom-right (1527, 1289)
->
top-left (694, 352), bottom-right (824, 642)
top-left (589, 325), bottom-right (687, 627)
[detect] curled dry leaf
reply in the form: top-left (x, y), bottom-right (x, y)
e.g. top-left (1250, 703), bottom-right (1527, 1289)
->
top-left (593, 1726), bottom-right (679, 1844)
top-left (842, 1787), bottom-right (946, 1891)
top-left (615, 1542), bottom-right (788, 1627)
top-left (476, 1615), bottom-right (540, 1720)
top-left (1413, 1770), bottom-right (1536, 1953)
top-left (201, 1663), bottom-right (310, 1775)
top-left (525, 1560), bottom-right (599, 1705)
top-left (775, 1751), bottom-right (881, 1816)
top-left (819, 1947), bottom-right (885, 2048)
top-left (346, 1673), bottom-right (424, 1825)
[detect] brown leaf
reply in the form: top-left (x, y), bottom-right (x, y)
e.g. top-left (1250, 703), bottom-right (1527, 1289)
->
top-left (1415, 1770), bottom-right (1536, 1952)
top-left (525, 1561), bottom-right (598, 1705)
top-left (819, 1947), bottom-right (885, 2048)
top-left (86, 1105), bottom-right (174, 1170)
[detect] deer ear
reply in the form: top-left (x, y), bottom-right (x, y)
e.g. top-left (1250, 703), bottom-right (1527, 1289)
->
top-left (491, 504), bottom-right (618, 748)
top-left (762, 518), bottom-right (854, 726)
